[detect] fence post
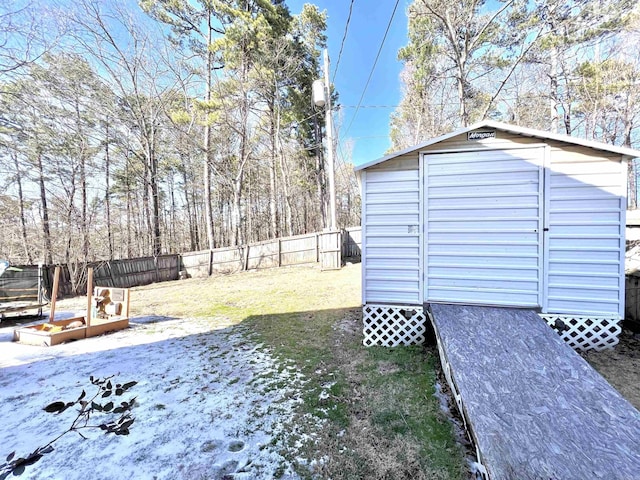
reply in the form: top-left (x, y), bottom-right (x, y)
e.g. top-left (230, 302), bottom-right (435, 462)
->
top-left (243, 245), bottom-right (250, 271)
top-left (208, 250), bottom-right (213, 277)
top-left (277, 238), bottom-right (282, 267)
top-left (154, 256), bottom-right (160, 283)
top-left (316, 233), bottom-right (320, 263)
top-left (37, 263), bottom-right (43, 316)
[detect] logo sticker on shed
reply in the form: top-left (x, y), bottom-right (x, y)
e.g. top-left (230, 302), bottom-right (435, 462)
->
top-left (467, 130), bottom-right (496, 140)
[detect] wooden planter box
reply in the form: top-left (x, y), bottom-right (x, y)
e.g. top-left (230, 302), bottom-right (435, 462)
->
top-left (13, 317), bottom-right (88, 346)
top-left (13, 285), bottom-right (130, 347)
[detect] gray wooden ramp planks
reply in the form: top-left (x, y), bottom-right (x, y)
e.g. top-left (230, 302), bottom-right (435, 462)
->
top-left (428, 303), bottom-right (640, 480)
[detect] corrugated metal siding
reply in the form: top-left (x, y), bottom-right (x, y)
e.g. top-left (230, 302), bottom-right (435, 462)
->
top-left (545, 145), bottom-right (625, 317)
top-left (362, 162), bottom-right (422, 304)
top-left (425, 147), bottom-right (544, 307)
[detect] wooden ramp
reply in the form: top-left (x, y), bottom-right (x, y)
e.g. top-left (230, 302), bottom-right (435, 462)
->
top-left (428, 304), bottom-right (640, 480)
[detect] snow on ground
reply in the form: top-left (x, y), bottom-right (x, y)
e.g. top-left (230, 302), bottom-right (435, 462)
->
top-left (0, 314), bottom-right (310, 479)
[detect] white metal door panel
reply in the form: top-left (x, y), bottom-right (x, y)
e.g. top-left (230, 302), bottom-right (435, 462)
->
top-left (424, 148), bottom-right (544, 307)
top-left (543, 148), bottom-right (626, 318)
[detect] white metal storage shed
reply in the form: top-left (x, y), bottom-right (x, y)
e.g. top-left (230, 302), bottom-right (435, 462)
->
top-left (356, 120), bottom-right (640, 350)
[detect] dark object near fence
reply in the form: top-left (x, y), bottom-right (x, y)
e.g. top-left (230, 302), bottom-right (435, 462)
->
top-left (342, 227), bottom-right (362, 259)
top-left (624, 274), bottom-right (640, 332)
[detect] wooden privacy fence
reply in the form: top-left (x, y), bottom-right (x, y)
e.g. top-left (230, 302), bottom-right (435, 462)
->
top-left (182, 231), bottom-right (327, 277)
top-left (2, 227), bottom-right (362, 301)
top-left (181, 228), bottom-right (361, 278)
top-left (45, 255), bottom-right (180, 297)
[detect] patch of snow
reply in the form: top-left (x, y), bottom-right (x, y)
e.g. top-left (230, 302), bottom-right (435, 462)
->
top-left (0, 315), bottom-right (309, 479)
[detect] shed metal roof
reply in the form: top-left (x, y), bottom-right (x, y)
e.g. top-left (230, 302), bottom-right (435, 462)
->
top-left (355, 120), bottom-right (640, 171)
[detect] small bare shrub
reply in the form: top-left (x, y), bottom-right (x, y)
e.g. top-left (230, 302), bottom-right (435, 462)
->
top-left (0, 375), bottom-right (137, 479)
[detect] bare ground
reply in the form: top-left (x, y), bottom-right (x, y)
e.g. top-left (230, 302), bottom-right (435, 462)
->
top-left (582, 328), bottom-right (640, 410)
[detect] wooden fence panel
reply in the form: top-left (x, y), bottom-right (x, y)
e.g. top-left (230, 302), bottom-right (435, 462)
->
top-left (180, 250), bottom-right (211, 278)
top-left (45, 265), bottom-right (73, 297)
top-left (247, 242), bottom-right (279, 270)
top-left (320, 231), bottom-right (342, 270)
top-left (342, 227), bottom-right (362, 258)
top-left (108, 257), bottom-right (157, 288)
top-left (157, 255), bottom-right (180, 282)
top-left (280, 233), bottom-right (318, 266)
top-left (91, 262), bottom-right (115, 288)
top-left (211, 247), bottom-right (244, 274)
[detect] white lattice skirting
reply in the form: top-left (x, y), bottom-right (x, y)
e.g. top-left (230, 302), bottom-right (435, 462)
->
top-left (539, 315), bottom-right (622, 352)
top-left (363, 304), bottom-right (426, 347)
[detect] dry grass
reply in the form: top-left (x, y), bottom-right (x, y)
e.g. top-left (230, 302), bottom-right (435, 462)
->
top-left (314, 312), bottom-right (464, 480)
top-left (51, 263), bottom-right (467, 479)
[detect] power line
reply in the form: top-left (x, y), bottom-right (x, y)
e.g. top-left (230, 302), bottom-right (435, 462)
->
top-left (332, 0), bottom-right (355, 83)
top-left (341, 0), bottom-right (400, 140)
top-left (339, 104), bottom-right (399, 109)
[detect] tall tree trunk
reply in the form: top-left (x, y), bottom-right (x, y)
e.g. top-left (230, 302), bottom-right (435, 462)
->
top-left (277, 137), bottom-right (293, 237)
top-left (64, 184), bottom-right (76, 264)
top-left (105, 121), bottom-right (114, 260)
top-left (269, 100), bottom-right (278, 238)
top-left (76, 101), bottom-right (89, 263)
top-left (457, 67), bottom-right (467, 126)
top-left (12, 151), bottom-right (33, 264)
top-left (549, 45), bottom-right (559, 132)
top-left (142, 161), bottom-right (152, 254)
top-left (181, 162), bottom-right (197, 251)
top-left (628, 160), bottom-right (637, 209)
top-left (192, 183), bottom-right (201, 250)
top-left (232, 175), bottom-right (243, 246)
top-left (148, 145), bottom-right (161, 256)
top-left (36, 151), bottom-right (53, 264)
top-left (169, 171), bottom-right (177, 250)
top-left (203, 13), bottom-right (216, 250)
top-left (233, 79), bottom-right (249, 247)
top-left (125, 154), bottom-right (132, 258)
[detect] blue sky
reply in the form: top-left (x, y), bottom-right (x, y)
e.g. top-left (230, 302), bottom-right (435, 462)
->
top-left (287, 0), bottom-right (409, 166)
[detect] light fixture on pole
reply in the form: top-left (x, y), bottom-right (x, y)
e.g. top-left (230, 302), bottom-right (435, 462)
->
top-left (313, 49), bottom-right (337, 232)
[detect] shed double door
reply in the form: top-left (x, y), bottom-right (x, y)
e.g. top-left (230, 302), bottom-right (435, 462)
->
top-left (424, 147), bottom-right (544, 307)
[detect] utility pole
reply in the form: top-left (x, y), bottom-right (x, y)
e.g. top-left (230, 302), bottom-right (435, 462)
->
top-left (312, 49), bottom-right (338, 231)
top-left (323, 49), bottom-right (337, 231)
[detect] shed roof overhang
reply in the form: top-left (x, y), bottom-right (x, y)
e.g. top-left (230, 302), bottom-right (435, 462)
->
top-left (355, 120), bottom-right (640, 171)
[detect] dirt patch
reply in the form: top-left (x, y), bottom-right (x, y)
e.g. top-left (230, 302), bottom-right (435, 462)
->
top-left (376, 361), bottom-right (401, 375)
top-left (582, 328), bottom-right (640, 410)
